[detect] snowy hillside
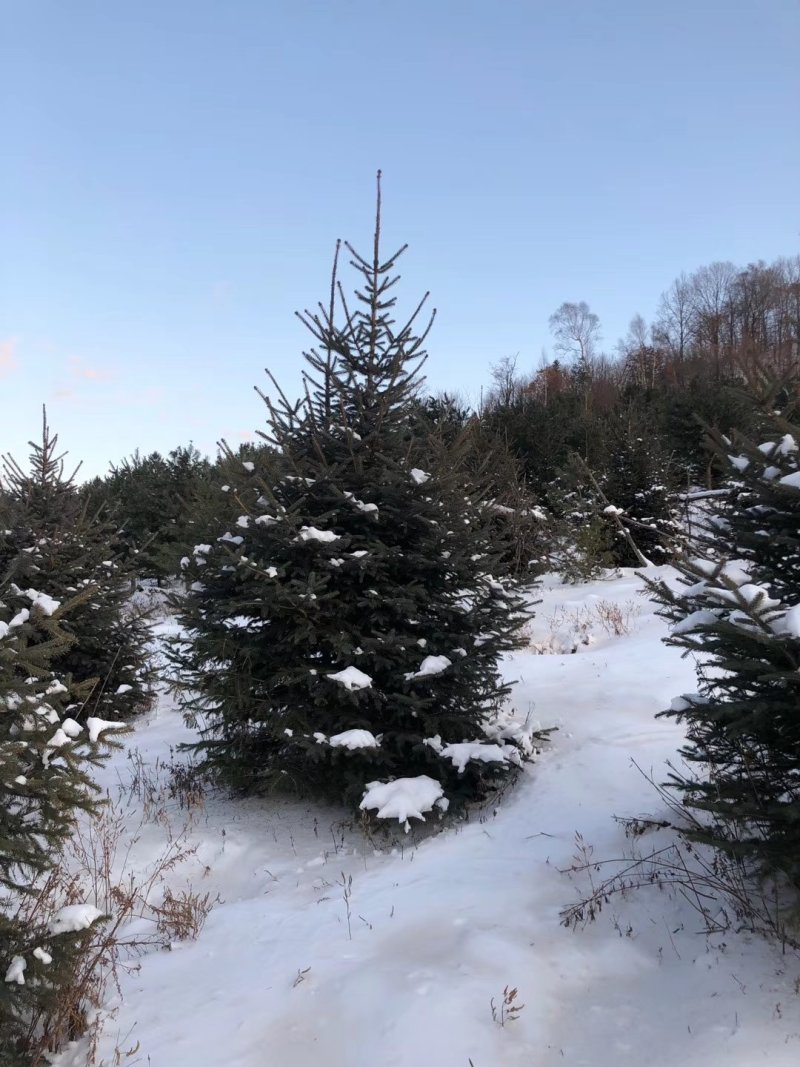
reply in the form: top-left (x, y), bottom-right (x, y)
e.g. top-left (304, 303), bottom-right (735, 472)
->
top-left (55, 571), bottom-right (800, 1067)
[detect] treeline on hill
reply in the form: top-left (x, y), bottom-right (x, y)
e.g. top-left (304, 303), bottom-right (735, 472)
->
top-left (89, 252), bottom-right (799, 577)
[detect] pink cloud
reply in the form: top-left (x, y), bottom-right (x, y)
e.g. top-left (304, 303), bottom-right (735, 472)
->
top-left (0, 337), bottom-right (20, 377)
top-left (68, 357), bottom-right (113, 383)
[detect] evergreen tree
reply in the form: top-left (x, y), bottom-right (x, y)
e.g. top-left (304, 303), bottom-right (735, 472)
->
top-left (0, 574), bottom-right (123, 1064)
top-left (174, 179), bottom-right (541, 824)
top-left (0, 413), bottom-right (154, 720)
top-left (600, 408), bottom-right (680, 566)
top-left (87, 444), bottom-right (212, 582)
top-left (648, 378), bottom-right (800, 890)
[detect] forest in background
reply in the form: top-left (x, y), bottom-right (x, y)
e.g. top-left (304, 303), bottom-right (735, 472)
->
top-left (76, 250), bottom-right (800, 580)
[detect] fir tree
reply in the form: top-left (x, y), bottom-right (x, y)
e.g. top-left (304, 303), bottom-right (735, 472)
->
top-left (600, 409), bottom-right (679, 566)
top-left (0, 573), bottom-right (124, 1063)
top-left (174, 177), bottom-right (541, 824)
top-left (648, 378), bottom-right (800, 891)
top-left (88, 444), bottom-right (212, 581)
top-left (0, 412), bottom-right (154, 720)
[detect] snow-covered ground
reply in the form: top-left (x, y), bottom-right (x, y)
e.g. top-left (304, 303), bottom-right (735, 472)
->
top-left (55, 570), bottom-right (800, 1066)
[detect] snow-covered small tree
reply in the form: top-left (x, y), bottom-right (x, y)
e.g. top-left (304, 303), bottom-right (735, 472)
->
top-left (175, 177), bottom-right (541, 826)
top-left (648, 380), bottom-right (800, 891)
top-left (0, 413), bottom-right (154, 720)
top-left (0, 576), bottom-right (124, 1063)
top-left (600, 411), bottom-right (679, 566)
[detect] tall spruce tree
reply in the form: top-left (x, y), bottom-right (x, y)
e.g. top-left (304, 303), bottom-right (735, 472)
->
top-left (0, 413), bottom-right (154, 720)
top-left (648, 378), bottom-right (800, 890)
top-left (175, 178), bottom-right (540, 824)
top-left (0, 573), bottom-right (124, 1064)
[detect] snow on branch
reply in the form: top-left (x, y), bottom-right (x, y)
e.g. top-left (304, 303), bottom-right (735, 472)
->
top-left (327, 666), bottom-right (373, 690)
top-left (404, 655), bottom-right (451, 681)
top-left (360, 776), bottom-right (449, 832)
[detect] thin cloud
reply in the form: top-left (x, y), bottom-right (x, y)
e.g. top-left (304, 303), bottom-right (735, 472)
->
top-left (0, 337), bottom-right (20, 377)
top-left (68, 356), bottom-right (113, 383)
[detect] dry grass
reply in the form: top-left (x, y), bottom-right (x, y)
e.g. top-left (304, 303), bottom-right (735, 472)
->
top-left (527, 599), bottom-right (641, 654)
top-left (14, 787), bottom-right (214, 1066)
top-left (559, 763), bottom-right (799, 953)
top-left (150, 886), bottom-right (218, 943)
top-left (120, 746), bottom-right (206, 824)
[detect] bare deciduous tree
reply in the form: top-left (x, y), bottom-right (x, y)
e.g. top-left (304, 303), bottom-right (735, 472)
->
top-left (653, 272), bottom-right (693, 363)
top-left (548, 301), bottom-right (601, 369)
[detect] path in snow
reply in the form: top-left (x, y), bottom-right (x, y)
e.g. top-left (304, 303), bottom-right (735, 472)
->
top-left (56, 570), bottom-right (800, 1067)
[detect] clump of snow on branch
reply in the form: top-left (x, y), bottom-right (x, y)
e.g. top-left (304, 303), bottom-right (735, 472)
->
top-left (404, 655), bottom-right (451, 681)
top-left (295, 527), bottom-right (340, 544)
top-left (328, 729), bottom-right (380, 750)
top-left (360, 776), bottom-right (449, 832)
top-left (48, 903), bottom-right (106, 936)
top-left (441, 741), bottom-right (514, 773)
top-left (86, 717), bottom-right (127, 743)
top-left (327, 666), bottom-right (373, 691)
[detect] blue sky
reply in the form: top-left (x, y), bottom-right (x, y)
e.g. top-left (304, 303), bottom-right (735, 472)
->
top-left (2, 1), bottom-right (798, 477)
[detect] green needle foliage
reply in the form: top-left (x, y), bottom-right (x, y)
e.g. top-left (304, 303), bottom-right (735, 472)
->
top-left (0, 413), bottom-right (154, 720)
top-left (0, 574), bottom-right (123, 1063)
top-left (648, 376), bottom-right (800, 892)
top-left (174, 178), bottom-right (542, 818)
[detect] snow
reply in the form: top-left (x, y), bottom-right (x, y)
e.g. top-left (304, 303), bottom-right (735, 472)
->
top-left (4, 956), bottom-right (26, 985)
top-left (295, 526), bottom-right (341, 544)
top-left (25, 589), bottom-right (60, 615)
top-left (706, 582), bottom-right (781, 612)
top-left (774, 603), bottom-right (800, 637)
top-left (86, 717), bottom-right (128, 743)
top-left (115, 684), bottom-right (133, 694)
top-left (778, 470), bottom-right (800, 489)
top-left (327, 666), bottom-right (373, 691)
top-left (345, 492), bottom-right (379, 515)
top-left (603, 504), bottom-right (624, 515)
top-left (359, 775), bottom-right (447, 829)
top-left (440, 741), bottom-right (511, 773)
top-left (46, 727), bottom-right (72, 750)
top-left (671, 608), bottom-right (721, 635)
top-left (50, 570), bottom-right (800, 1067)
top-left (409, 468), bottom-right (430, 484)
top-left (49, 904), bottom-right (105, 935)
top-left (242, 461), bottom-right (255, 472)
top-left (328, 729), bottom-right (380, 750)
top-left (404, 654), bottom-right (452, 680)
